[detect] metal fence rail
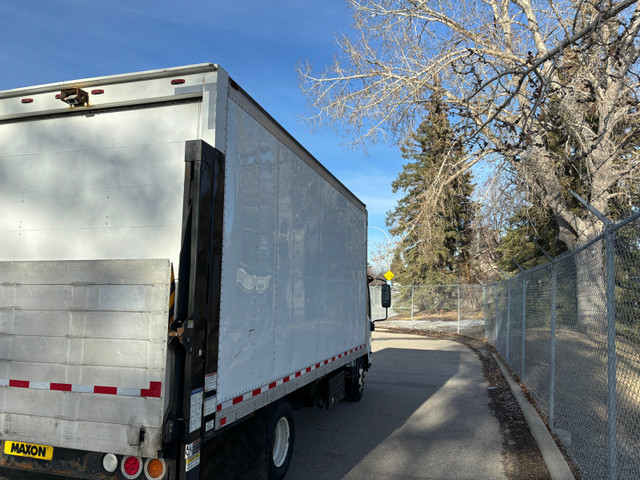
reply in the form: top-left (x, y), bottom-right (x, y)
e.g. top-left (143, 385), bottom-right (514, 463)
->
top-left (486, 209), bottom-right (640, 480)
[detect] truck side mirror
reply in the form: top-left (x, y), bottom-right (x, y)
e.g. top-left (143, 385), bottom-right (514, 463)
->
top-left (381, 284), bottom-right (391, 308)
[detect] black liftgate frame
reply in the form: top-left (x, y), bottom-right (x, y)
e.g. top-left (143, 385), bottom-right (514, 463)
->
top-left (174, 140), bottom-right (225, 480)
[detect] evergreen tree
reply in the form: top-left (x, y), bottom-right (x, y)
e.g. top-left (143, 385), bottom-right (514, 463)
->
top-left (386, 101), bottom-right (476, 285)
top-left (495, 206), bottom-right (566, 275)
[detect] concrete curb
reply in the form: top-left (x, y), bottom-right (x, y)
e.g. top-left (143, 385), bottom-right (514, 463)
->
top-left (492, 353), bottom-right (575, 480)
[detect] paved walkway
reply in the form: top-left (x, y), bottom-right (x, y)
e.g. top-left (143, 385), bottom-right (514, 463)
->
top-left (287, 331), bottom-right (506, 479)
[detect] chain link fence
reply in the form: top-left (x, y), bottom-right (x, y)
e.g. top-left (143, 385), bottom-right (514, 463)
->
top-left (371, 284), bottom-right (485, 336)
top-left (371, 208), bottom-right (639, 479)
top-left (486, 209), bottom-right (640, 480)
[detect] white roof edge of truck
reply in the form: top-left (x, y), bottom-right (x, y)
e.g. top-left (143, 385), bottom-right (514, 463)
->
top-left (0, 63), bottom-right (219, 98)
top-left (0, 62), bottom-right (366, 212)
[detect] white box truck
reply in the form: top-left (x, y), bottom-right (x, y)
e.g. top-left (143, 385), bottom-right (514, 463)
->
top-left (0, 64), bottom-right (390, 480)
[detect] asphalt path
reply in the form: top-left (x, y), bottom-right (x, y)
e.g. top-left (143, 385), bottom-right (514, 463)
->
top-left (287, 331), bottom-right (506, 480)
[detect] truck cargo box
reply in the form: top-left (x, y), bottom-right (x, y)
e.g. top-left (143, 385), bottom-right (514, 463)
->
top-left (0, 64), bottom-right (371, 479)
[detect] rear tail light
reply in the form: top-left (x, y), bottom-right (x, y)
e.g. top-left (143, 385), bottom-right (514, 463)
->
top-left (145, 458), bottom-right (167, 479)
top-left (121, 456), bottom-right (143, 479)
top-left (171, 78), bottom-right (185, 85)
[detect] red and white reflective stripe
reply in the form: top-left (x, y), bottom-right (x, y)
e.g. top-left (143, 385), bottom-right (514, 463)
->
top-left (216, 344), bottom-right (366, 427)
top-left (0, 379), bottom-right (161, 398)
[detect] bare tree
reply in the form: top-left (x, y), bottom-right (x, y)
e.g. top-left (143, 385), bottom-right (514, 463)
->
top-left (368, 238), bottom-right (395, 274)
top-left (299, 0), bottom-right (640, 250)
top-left (472, 170), bottom-right (526, 280)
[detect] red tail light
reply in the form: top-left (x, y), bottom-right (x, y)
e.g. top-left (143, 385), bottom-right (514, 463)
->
top-left (121, 456), bottom-right (142, 479)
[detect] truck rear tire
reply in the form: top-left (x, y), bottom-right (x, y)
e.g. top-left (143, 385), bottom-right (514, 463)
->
top-left (345, 358), bottom-right (365, 402)
top-left (268, 400), bottom-right (295, 480)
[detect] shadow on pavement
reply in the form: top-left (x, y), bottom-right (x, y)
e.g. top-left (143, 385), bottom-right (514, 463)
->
top-left (287, 335), bottom-right (504, 480)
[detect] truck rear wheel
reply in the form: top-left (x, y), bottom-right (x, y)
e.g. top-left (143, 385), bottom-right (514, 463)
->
top-left (268, 400), bottom-right (295, 480)
top-left (345, 358), bottom-right (365, 402)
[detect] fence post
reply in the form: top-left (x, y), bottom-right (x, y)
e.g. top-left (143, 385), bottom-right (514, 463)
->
top-left (495, 268), bottom-right (511, 358)
top-left (494, 284), bottom-right (499, 347)
top-left (605, 225), bottom-right (618, 479)
top-left (411, 286), bottom-right (414, 328)
top-left (481, 283), bottom-right (487, 340)
top-left (508, 279), bottom-right (512, 362)
top-left (514, 260), bottom-right (527, 380)
top-left (457, 285), bottom-right (461, 334)
top-left (570, 190), bottom-right (617, 479)
top-left (550, 263), bottom-right (557, 431)
top-left (537, 242), bottom-right (557, 431)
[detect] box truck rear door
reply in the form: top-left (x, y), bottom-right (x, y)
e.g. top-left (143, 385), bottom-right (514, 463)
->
top-left (0, 72), bottom-right (205, 457)
top-left (0, 258), bottom-right (171, 458)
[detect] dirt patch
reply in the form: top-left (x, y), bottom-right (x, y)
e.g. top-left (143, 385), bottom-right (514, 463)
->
top-left (388, 309), bottom-right (484, 322)
top-left (378, 327), bottom-right (575, 480)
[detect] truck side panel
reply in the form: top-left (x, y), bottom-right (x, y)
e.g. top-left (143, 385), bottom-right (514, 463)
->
top-left (215, 92), bottom-right (367, 415)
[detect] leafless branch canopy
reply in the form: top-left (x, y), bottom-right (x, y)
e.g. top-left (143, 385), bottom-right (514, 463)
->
top-left (299, 0), bottom-right (640, 249)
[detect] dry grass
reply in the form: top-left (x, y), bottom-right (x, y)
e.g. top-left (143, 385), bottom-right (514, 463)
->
top-left (389, 309), bottom-right (484, 322)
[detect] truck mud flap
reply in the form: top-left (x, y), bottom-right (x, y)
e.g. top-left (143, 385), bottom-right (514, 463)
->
top-left (326, 370), bottom-right (346, 409)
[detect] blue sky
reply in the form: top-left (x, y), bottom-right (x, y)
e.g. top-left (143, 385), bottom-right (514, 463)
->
top-left (0, 0), bottom-right (402, 266)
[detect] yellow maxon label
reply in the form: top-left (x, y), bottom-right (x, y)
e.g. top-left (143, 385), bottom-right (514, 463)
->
top-left (4, 441), bottom-right (54, 460)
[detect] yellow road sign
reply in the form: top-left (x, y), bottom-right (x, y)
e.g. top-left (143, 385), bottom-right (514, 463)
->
top-left (384, 271), bottom-right (394, 281)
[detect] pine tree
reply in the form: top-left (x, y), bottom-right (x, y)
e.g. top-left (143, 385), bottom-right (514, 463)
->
top-left (386, 101), bottom-right (476, 285)
top-left (495, 206), bottom-right (566, 275)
